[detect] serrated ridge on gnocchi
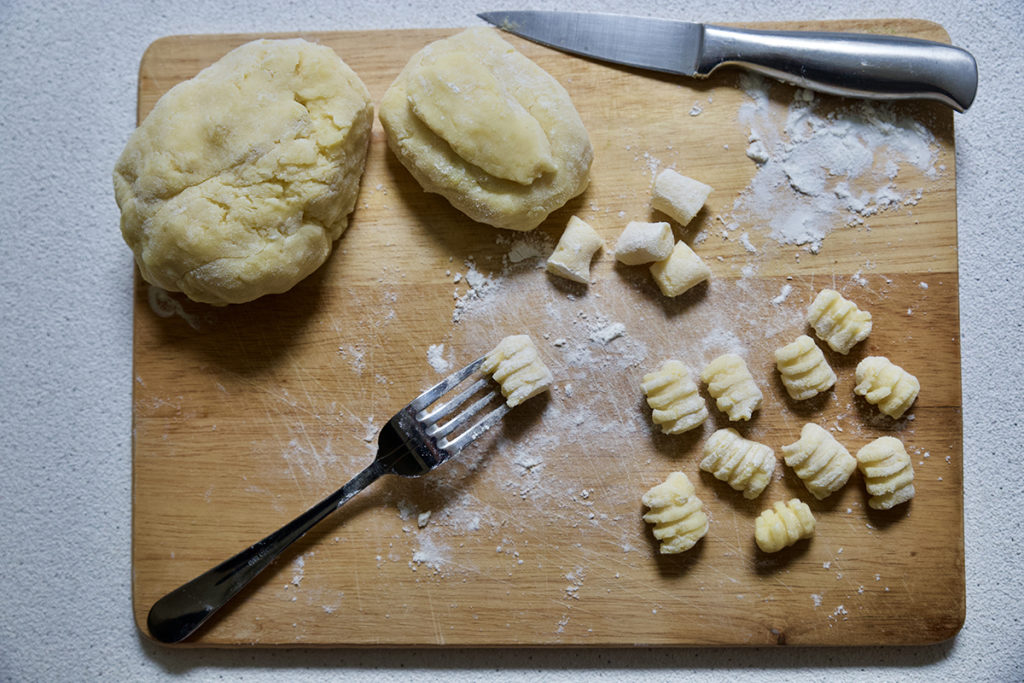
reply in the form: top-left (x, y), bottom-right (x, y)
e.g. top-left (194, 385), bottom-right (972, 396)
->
top-left (755, 499), bottom-right (816, 553)
top-left (700, 354), bottom-right (763, 421)
top-left (856, 436), bottom-right (915, 510)
top-left (641, 359), bottom-right (708, 434)
top-left (781, 423), bottom-right (857, 500)
top-left (854, 356), bottom-right (920, 419)
top-left (642, 471), bottom-right (709, 554)
top-left (806, 288), bottom-right (872, 354)
top-left (481, 335), bottom-right (553, 407)
top-left (775, 335), bottom-right (837, 401)
top-left (700, 428), bottom-right (776, 499)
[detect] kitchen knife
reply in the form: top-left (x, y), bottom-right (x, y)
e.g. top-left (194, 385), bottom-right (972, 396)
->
top-left (478, 11), bottom-right (977, 112)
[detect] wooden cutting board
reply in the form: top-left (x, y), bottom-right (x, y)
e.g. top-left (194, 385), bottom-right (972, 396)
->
top-left (131, 20), bottom-right (964, 646)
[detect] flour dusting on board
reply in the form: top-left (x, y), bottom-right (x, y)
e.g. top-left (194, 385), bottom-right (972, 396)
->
top-left (725, 74), bottom-right (941, 253)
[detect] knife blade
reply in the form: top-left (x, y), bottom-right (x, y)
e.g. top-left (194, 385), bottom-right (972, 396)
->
top-left (478, 11), bottom-right (977, 112)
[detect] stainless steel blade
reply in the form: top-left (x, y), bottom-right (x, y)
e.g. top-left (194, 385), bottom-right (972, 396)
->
top-left (478, 10), bottom-right (978, 112)
top-left (478, 10), bottom-right (702, 76)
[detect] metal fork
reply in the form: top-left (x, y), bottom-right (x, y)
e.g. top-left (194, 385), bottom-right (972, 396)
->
top-left (146, 356), bottom-right (507, 644)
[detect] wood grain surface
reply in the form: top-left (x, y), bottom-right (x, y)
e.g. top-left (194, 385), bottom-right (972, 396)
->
top-left (131, 20), bottom-right (964, 646)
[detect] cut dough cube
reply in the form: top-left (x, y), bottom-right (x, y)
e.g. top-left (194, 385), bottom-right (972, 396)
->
top-left (649, 241), bottom-right (711, 297)
top-left (546, 216), bottom-right (603, 283)
top-left (614, 221), bottom-right (673, 265)
top-left (651, 169), bottom-right (712, 226)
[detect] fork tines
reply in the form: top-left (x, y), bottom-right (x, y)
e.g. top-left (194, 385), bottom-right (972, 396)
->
top-left (413, 356), bottom-right (510, 454)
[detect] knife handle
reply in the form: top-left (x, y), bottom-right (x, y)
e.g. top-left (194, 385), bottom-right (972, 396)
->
top-left (698, 25), bottom-right (977, 112)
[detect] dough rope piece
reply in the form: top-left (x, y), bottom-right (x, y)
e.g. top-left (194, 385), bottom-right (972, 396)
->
top-left (481, 335), bottom-right (553, 407)
top-left (781, 423), bottom-right (857, 500)
top-left (642, 471), bottom-right (709, 554)
top-left (114, 39), bottom-right (374, 305)
top-left (806, 288), bottom-right (872, 354)
top-left (378, 28), bottom-right (592, 231)
top-left (545, 216), bottom-right (603, 284)
top-left (775, 335), bottom-right (837, 401)
top-left (856, 436), bottom-right (915, 510)
top-left (700, 428), bottom-right (776, 499)
top-left (651, 169), bottom-right (712, 226)
top-left (755, 499), bottom-right (816, 553)
top-left (700, 354), bottom-right (763, 421)
top-left (614, 221), bottom-right (673, 265)
top-left (649, 241), bottom-right (711, 297)
top-left (641, 360), bottom-right (708, 434)
top-left (854, 356), bottom-right (920, 419)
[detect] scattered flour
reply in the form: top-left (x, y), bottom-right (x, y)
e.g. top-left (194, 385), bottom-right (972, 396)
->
top-left (290, 553), bottom-right (311, 587)
top-left (411, 534), bottom-right (449, 573)
top-left (589, 321), bottom-right (626, 345)
top-left (725, 74), bottom-right (941, 253)
top-left (427, 343), bottom-right (452, 373)
top-left (739, 232), bottom-right (757, 253)
top-left (770, 284), bottom-right (793, 305)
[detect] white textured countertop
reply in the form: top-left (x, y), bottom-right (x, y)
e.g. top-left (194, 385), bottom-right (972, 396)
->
top-left (1, 0), bottom-right (1022, 680)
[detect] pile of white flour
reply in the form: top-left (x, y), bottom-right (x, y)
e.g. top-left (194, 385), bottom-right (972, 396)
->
top-left (725, 74), bottom-right (942, 253)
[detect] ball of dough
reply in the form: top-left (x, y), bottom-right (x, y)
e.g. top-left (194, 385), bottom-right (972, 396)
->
top-left (378, 28), bottom-right (592, 232)
top-left (113, 39), bottom-right (374, 305)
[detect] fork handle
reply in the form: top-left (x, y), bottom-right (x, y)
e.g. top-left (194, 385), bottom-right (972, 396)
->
top-left (146, 460), bottom-right (386, 644)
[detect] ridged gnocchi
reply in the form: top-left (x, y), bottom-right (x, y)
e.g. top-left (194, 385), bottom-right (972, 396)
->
top-left (481, 335), bottom-right (553, 407)
top-left (545, 215), bottom-right (603, 284)
top-left (700, 354), bottom-right (763, 421)
top-left (856, 436), bottom-right (915, 510)
top-left (854, 356), bottom-right (920, 419)
top-left (641, 360), bottom-right (708, 434)
top-left (806, 288), bottom-right (872, 354)
top-left (775, 335), bottom-right (837, 400)
top-left (642, 471), bottom-right (709, 554)
top-left (755, 499), bottom-right (816, 552)
top-left (700, 428), bottom-right (776, 499)
top-left (649, 241), bottom-right (711, 297)
top-left (781, 423), bottom-right (857, 500)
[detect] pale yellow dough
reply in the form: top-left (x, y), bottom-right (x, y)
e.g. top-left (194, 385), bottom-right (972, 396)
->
top-left (642, 471), bottom-right (709, 554)
top-left (700, 428), bottom-right (776, 499)
top-left (856, 436), bottom-right (915, 510)
top-left (700, 353), bottom-right (762, 421)
top-left (855, 356), bottom-right (920, 419)
top-left (379, 28), bottom-right (593, 231)
top-left (641, 359), bottom-right (708, 435)
top-left (649, 241), bottom-right (711, 297)
top-left (114, 39), bottom-right (374, 305)
top-left (781, 423), bottom-right (857, 500)
top-left (774, 335), bottom-right (837, 401)
top-left (482, 335), bottom-right (553, 407)
top-left (806, 288), bottom-right (872, 354)
top-left (546, 216), bottom-right (603, 284)
top-left (755, 499), bottom-right (816, 553)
